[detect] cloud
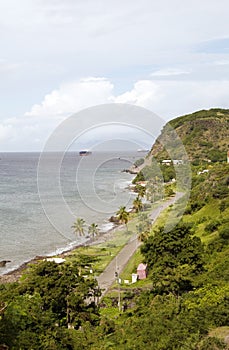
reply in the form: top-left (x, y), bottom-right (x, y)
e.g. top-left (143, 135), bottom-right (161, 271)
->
top-left (114, 80), bottom-right (163, 109)
top-left (1, 75), bottom-right (229, 151)
top-left (212, 59), bottom-right (229, 66)
top-left (151, 68), bottom-right (190, 77)
top-left (0, 123), bottom-right (13, 142)
top-left (25, 77), bottom-right (114, 120)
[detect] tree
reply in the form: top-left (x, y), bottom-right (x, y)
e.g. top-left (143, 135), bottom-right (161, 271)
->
top-left (88, 223), bottom-right (99, 240)
top-left (141, 222), bottom-right (205, 295)
top-left (136, 213), bottom-right (151, 243)
top-left (137, 230), bottom-right (149, 243)
top-left (133, 196), bottom-right (143, 213)
top-left (116, 206), bottom-right (130, 230)
top-left (0, 261), bottom-right (100, 349)
top-left (72, 218), bottom-right (86, 237)
top-left (135, 184), bottom-right (146, 198)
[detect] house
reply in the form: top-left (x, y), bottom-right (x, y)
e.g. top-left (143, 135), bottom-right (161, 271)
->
top-left (173, 159), bottom-right (184, 165)
top-left (46, 257), bottom-right (66, 264)
top-left (137, 263), bottom-right (148, 279)
top-left (161, 159), bottom-right (172, 166)
top-left (197, 169), bottom-right (209, 175)
top-left (161, 159), bottom-right (184, 166)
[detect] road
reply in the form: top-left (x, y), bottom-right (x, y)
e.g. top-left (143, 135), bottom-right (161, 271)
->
top-left (96, 192), bottom-right (183, 296)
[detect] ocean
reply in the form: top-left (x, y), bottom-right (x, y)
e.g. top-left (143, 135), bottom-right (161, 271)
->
top-left (0, 151), bottom-right (140, 274)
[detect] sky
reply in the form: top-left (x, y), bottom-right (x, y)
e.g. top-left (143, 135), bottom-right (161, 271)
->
top-left (0, 0), bottom-right (229, 151)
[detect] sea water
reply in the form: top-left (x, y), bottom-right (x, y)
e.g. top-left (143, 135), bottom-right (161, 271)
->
top-left (0, 151), bottom-right (139, 274)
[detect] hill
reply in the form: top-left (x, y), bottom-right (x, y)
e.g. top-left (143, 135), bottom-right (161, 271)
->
top-left (0, 108), bottom-right (228, 350)
top-left (151, 108), bottom-right (229, 164)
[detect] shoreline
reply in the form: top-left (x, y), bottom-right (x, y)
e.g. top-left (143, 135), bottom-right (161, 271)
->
top-left (0, 176), bottom-right (136, 283)
top-left (0, 221), bottom-right (123, 284)
top-left (0, 192), bottom-right (183, 285)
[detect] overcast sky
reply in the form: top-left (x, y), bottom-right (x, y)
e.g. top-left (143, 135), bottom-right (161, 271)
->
top-left (0, 0), bottom-right (229, 151)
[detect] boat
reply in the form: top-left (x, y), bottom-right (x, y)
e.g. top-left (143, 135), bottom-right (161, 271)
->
top-left (137, 149), bottom-right (149, 153)
top-left (79, 150), bottom-right (92, 156)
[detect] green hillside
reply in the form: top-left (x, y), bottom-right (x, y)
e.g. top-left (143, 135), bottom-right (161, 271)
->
top-left (151, 108), bottom-right (229, 164)
top-left (0, 109), bottom-right (228, 349)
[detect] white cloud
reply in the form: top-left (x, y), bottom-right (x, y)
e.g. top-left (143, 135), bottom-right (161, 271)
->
top-left (151, 68), bottom-right (190, 77)
top-left (213, 59), bottom-right (229, 66)
top-left (25, 77), bottom-right (114, 120)
top-left (0, 1), bottom-right (229, 150)
top-left (1, 76), bottom-right (229, 151)
top-left (0, 124), bottom-right (13, 142)
top-left (114, 80), bottom-right (163, 109)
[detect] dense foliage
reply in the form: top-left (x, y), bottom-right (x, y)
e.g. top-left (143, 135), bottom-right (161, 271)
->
top-left (0, 108), bottom-right (229, 349)
top-left (0, 261), bottom-right (99, 349)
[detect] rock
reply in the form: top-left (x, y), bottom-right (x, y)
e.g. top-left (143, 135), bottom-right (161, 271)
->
top-left (0, 260), bottom-right (11, 267)
top-left (122, 168), bottom-right (139, 174)
top-left (109, 216), bottom-right (119, 224)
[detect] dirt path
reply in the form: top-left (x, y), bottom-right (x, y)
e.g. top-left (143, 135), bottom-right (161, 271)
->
top-left (97, 192), bottom-right (183, 296)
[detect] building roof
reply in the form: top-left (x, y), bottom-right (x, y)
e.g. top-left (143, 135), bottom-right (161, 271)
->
top-left (137, 263), bottom-right (147, 271)
top-left (46, 257), bottom-right (66, 264)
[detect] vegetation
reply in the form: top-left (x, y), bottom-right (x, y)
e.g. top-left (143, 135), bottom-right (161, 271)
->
top-left (88, 223), bottom-right (99, 239)
top-left (116, 206), bottom-right (130, 230)
top-left (0, 108), bottom-right (229, 349)
top-left (71, 218), bottom-right (86, 237)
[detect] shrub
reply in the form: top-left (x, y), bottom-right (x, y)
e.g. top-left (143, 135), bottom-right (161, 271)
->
top-left (205, 220), bottom-right (221, 233)
top-left (134, 158), bottom-right (144, 167)
top-left (219, 227), bottom-right (229, 240)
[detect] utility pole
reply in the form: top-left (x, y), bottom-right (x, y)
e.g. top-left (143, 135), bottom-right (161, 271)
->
top-left (115, 258), bottom-right (121, 312)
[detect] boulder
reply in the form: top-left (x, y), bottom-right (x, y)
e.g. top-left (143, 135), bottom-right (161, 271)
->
top-left (109, 216), bottom-right (119, 224)
top-left (0, 260), bottom-right (11, 267)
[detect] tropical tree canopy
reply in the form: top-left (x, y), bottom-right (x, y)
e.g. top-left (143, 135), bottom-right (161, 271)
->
top-left (133, 196), bottom-right (143, 213)
top-left (116, 206), bottom-right (130, 228)
top-left (72, 218), bottom-right (86, 236)
top-left (88, 223), bottom-right (99, 238)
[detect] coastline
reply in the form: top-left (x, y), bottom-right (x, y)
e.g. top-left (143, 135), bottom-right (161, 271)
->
top-left (0, 192), bottom-right (183, 286)
top-left (0, 220), bottom-right (123, 284)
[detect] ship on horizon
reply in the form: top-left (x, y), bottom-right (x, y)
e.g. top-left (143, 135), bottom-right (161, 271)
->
top-left (79, 150), bottom-right (92, 156)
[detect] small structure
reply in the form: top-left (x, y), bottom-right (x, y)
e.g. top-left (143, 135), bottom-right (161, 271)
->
top-left (173, 159), bottom-right (184, 165)
top-left (161, 159), bottom-right (184, 166)
top-left (46, 257), bottom-right (66, 264)
top-left (197, 169), bottom-right (209, 175)
top-left (161, 159), bottom-right (172, 165)
top-left (137, 263), bottom-right (148, 280)
top-left (132, 273), bottom-right (138, 283)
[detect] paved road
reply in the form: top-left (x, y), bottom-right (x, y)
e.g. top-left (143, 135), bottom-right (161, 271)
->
top-left (97, 192), bottom-right (183, 296)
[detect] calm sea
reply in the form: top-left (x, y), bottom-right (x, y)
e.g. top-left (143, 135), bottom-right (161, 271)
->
top-left (0, 151), bottom-right (140, 274)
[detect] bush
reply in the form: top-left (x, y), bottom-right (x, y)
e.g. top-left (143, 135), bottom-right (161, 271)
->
top-left (219, 227), bottom-right (229, 240)
top-left (132, 171), bottom-right (145, 184)
top-left (205, 220), bottom-right (221, 233)
top-left (198, 336), bottom-right (228, 350)
top-left (134, 158), bottom-right (144, 167)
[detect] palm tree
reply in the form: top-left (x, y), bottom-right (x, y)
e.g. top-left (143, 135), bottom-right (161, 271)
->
top-left (135, 184), bottom-right (146, 198)
top-left (137, 230), bottom-right (149, 243)
top-left (116, 206), bottom-right (130, 230)
top-left (133, 196), bottom-right (143, 213)
top-left (71, 218), bottom-right (86, 237)
top-left (88, 223), bottom-right (99, 240)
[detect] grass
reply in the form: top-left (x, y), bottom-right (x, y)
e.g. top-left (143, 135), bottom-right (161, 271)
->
top-left (182, 199), bottom-right (229, 244)
top-left (65, 199), bottom-right (168, 277)
top-left (209, 326), bottom-right (229, 340)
